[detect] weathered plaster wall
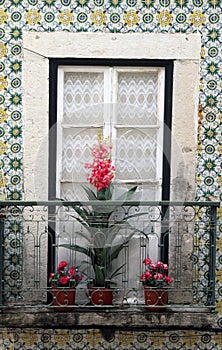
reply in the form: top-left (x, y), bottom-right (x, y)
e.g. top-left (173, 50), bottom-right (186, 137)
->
top-left (0, 0), bottom-right (221, 348)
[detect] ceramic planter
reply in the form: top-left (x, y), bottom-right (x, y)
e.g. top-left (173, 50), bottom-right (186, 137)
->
top-left (52, 287), bottom-right (76, 311)
top-left (88, 286), bottom-right (114, 305)
top-left (144, 287), bottom-right (168, 311)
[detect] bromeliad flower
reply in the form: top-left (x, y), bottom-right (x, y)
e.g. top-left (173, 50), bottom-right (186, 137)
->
top-left (85, 139), bottom-right (116, 192)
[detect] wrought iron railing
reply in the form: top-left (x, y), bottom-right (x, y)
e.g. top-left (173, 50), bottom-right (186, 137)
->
top-left (0, 200), bottom-right (219, 311)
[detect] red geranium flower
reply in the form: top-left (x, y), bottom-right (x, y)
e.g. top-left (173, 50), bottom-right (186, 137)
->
top-left (154, 273), bottom-right (163, 281)
top-left (57, 261), bottom-right (68, 271)
top-left (49, 261), bottom-right (84, 287)
top-left (59, 275), bottom-right (70, 285)
top-left (164, 275), bottom-right (173, 284)
top-left (143, 258), bottom-right (152, 265)
top-left (140, 257), bottom-right (173, 287)
top-left (68, 266), bottom-right (77, 277)
top-left (145, 271), bottom-right (152, 279)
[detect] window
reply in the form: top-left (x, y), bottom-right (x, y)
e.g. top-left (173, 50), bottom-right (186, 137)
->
top-left (49, 59), bottom-right (173, 271)
top-left (49, 59), bottom-right (173, 205)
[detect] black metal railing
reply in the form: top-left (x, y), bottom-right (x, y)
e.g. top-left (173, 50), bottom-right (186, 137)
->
top-left (0, 200), bottom-right (219, 311)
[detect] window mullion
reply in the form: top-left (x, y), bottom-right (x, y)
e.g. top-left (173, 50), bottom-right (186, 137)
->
top-left (155, 68), bottom-right (165, 195)
top-left (103, 68), bottom-right (111, 140)
top-left (111, 68), bottom-right (118, 164)
top-left (56, 68), bottom-right (64, 198)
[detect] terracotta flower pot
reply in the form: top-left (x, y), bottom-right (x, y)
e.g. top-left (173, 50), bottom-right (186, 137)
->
top-left (144, 287), bottom-right (168, 311)
top-left (52, 287), bottom-right (76, 311)
top-left (88, 287), bottom-right (113, 305)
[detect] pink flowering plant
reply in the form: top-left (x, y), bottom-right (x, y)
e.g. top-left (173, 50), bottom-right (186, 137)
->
top-left (61, 134), bottom-right (143, 287)
top-left (84, 140), bottom-right (116, 198)
top-left (140, 258), bottom-right (173, 288)
top-left (49, 261), bottom-right (84, 288)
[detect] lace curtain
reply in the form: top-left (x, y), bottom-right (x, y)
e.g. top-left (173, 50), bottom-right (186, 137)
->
top-left (59, 68), bottom-right (162, 200)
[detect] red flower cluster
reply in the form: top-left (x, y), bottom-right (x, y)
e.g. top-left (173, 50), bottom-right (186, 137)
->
top-left (85, 141), bottom-right (116, 191)
top-left (140, 258), bottom-right (173, 287)
top-left (58, 260), bottom-right (68, 270)
top-left (49, 260), bottom-right (84, 287)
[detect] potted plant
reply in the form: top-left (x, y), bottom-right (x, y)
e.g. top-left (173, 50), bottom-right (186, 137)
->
top-left (140, 258), bottom-right (173, 311)
top-left (61, 134), bottom-right (143, 305)
top-left (49, 260), bottom-right (84, 311)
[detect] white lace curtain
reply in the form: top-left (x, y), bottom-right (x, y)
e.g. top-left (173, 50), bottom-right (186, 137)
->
top-left (57, 67), bottom-right (164, 201)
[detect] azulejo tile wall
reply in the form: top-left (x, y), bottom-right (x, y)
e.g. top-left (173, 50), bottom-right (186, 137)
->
top-left (0, 0), bottom-right (221, 348)
top-left (0, 329), bottom-right (222, 350)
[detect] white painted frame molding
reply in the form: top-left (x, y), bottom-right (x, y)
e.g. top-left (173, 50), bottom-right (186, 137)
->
top-left (22, 32), bottom-right (201, 201)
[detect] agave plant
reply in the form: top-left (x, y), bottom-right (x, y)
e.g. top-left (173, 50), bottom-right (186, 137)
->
top-left (61, 136), bottom-right (144, 287)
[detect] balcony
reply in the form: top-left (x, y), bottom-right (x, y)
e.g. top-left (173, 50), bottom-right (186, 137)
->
top-left (0, 200), bottom-right (219, 330)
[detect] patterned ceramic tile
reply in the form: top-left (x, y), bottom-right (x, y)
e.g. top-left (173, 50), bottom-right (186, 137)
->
top-left (0, 329), bottom-right (222, 349)
top-left (0, 0), bottom-right (221, 347)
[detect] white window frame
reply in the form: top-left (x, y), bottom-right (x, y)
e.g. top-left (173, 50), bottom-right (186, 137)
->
top-left (56, 65), bottom-right (165, 200)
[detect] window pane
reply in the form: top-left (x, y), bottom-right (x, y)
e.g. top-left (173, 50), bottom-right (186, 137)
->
top-left (61, 182), bottom-right (90, 200)
top-left (115, 128), bottom-right (158, 180)
top-left (116, 72), bottom-right (158, 125)
top-left (63, 72), bottom-right (104, 125)
top-left (61, 128), bottom-right (99, 181)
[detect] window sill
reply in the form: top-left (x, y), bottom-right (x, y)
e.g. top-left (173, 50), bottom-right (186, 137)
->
top-left (0, 307), bottom-right (216, 330)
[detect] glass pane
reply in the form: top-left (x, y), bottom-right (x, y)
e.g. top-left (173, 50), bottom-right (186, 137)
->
top-left (61, 182), bottom-right (90, 201)
top-left (115, 128), bottom-right (158, 180)
top-left (63, 72), bottom-right (104, 125)
top-left (61, 128), bottom-right (99, 181)
top-left (116, 71), bottom-right (158, 125)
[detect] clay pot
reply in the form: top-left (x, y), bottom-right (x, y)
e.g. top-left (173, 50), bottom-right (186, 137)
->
top-left (88, 287), bottom-right (114, 305)
top-left (144, 287), bottom-right (168, 311)
top-left (52, 287), bottom-right (76, 311)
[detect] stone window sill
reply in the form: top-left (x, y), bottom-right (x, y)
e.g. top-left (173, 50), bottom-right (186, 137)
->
top-left (0, 307), bottom-right (216, 330)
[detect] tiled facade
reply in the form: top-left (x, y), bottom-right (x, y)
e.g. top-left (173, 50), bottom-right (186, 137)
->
top-left (0, 329), bottom-right (222, 349)
top-left (0, 0), bottom-right (221, 348)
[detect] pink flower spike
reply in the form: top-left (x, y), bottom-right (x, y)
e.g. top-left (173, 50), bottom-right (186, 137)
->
top-left (84, 139), bottom-right (115, 191)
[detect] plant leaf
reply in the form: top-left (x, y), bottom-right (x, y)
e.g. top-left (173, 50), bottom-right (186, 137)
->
top-left (82, 185), bottom-right (98, 200)
top-left (110, 263), bottom-right (126, 280)
top-left (116, 185), bottom-right (138, 202)
top-left (60, 244), bottom-right (94, 261)
top-left (94, 264), bottom-right (106, 286)
top-left (105, 183), bottom-right (113, 200)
